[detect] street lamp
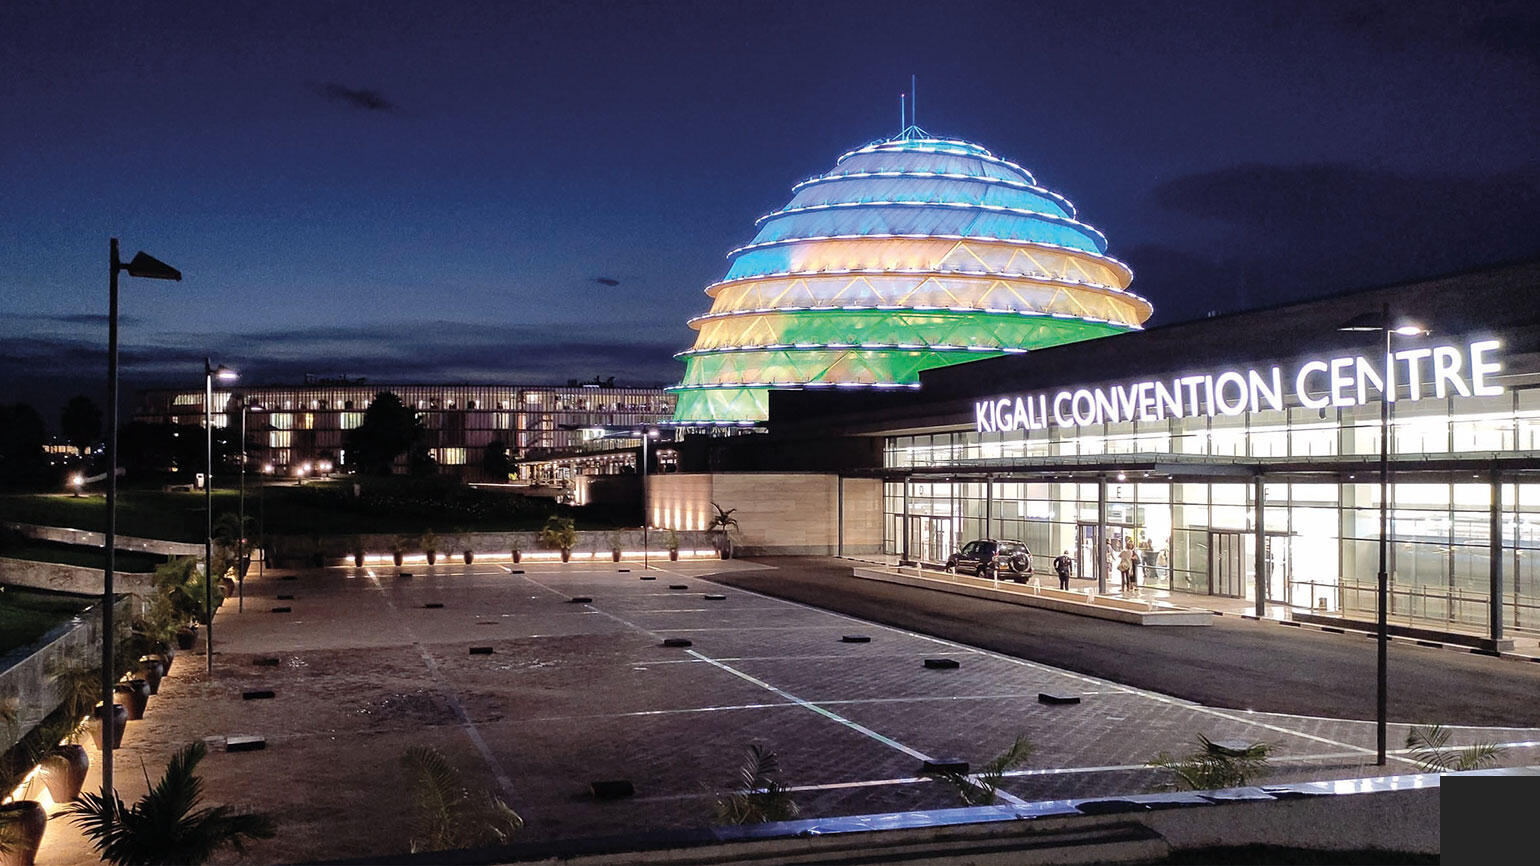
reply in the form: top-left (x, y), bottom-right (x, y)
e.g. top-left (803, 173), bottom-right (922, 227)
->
top-left (204, 359), bottom-right (238, 675)
top-left (103, 238), bottom-right (180, 822)
top-left (639, 427), bottom-right (660, 569)
top-left (1338, 302), bottom-right (1428, 766)
top-left (237, 399), bottom-right (265, 612)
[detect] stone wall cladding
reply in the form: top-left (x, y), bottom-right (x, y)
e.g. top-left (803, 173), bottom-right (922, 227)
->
top-left (0, 556), bottom-right (154, 598)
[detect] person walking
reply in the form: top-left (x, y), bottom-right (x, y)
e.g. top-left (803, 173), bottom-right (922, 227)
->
top-left (1126, 538), bottom-right (1141, 591)
top-left (1117, 540), bottom-right (1133, 592)
top-left (1053, 550), bottom-right (1074, 590)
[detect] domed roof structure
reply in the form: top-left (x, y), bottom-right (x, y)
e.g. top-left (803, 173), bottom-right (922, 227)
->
top-left (669, 128), bottom-right (1153, 424)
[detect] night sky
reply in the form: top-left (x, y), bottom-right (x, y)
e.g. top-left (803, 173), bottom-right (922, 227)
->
top-left (3, 0), bottom-right (1538, 422)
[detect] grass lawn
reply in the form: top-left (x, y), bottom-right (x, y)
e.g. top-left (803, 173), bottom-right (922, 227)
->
top-left (0, 480), bottom-right (628, 541)
top-left (0, 587), bottom-right (94, 657)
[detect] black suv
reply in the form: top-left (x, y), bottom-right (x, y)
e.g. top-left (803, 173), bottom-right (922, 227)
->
top-left (945, 540), bottom-right (1033, 581)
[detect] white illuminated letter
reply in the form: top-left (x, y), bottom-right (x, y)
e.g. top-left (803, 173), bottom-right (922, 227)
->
top-left (1433, 346), bottom-right (1471, 398)
top-left (1155, 380), bottom-right (1183, 418)
top-left (1179, 375), bottom-right (1205, 416)
top-left (997, 397), bottom-right (1016, 432)
top-left (1249, 366), bottom-right (1283, 412)
top-left (1071, 389), bottom-right (1097, 427)
top-left (1353, 356), bottom-right (1383, 405)
top-left (1296, 361), bottom-right (1329, 409)
top-left (1137, 383), bottom-right (1157, 421)
top-left (1214, 371), bottom-right (1247, 416)
top-left (1013, 397), bottom-right (1030, 431)
top-left (1329, 357), bottom-right (1355, 406)
top-left (1397, 347), bottom-right (1432, 400)
top-left (1114, 384), bottom-right (1138, 422)
top-left (975, 400), bottom-right (994, 433)
top-left (1094, 388), bottom-right (1119, 424)
top-left (1470, 340), bottom-right (1503, 397)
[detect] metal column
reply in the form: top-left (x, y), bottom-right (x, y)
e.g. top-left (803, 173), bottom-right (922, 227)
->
top-left (984, 474), bottom-right (993, 541)
top-left (1254, 474), bottom-right (1267, 617)
top-left (1096, 475), bottom-right (1108, 594)
top-left (1490, 466), bottom-right (1503, 644)
top-left (901, 478), bottom-right (910, 563)
top-left (836, 476), bottom-right (844, 558)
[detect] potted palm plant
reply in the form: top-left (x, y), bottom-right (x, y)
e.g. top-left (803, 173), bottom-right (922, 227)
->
top-left (539, 516), bottom-right (577, 562)
top-left (709, 503), bottom-right (739, 559)
top-left (390, 536), bottom-right (409, 567)
top-left (665, 529), bottom-right (680, 561)
top-left (421, 530), bottom-right (439, 566)
top-left (352, 543), bottom-right (365, 567)
top-left (510, 535), bottom-right (524, 563)
top-left (67, 741), bottom-right (275, 865)
top-left (608, 532), bottom-right (623, 562)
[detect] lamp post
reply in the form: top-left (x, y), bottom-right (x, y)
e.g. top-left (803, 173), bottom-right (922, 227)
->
top-left (237, 400), bottom-right (265, 612)
top-left (1338, 302), bottom-right (1428, 766)
top-left (639, 427), bottom-right (659, 569)
top-left (103, 238), bottom-right (180, 824)
top-left (204, 359), bottom-right (238, 675)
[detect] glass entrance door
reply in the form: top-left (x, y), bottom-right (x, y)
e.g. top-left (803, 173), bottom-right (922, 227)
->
top-left (1209, 530), bottom-right (1248, 598)
top-left (908, 516), bottom-right (955, 566)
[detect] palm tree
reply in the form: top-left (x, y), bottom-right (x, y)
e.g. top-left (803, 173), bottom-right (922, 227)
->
top-left (928, 735), bottom-right (1034, 806)
top-left (708, 503), bottom-right (739, 558)
top-left (715, 745), bottom-right (798, 824)
top-left (67, 741), bottom-right (274, 865)
top-left (1405, 724), bottom-right (1503, 772)
top-left (400, 745), bottom-right (521, 852)
top-left (1148, 734), bottom-right (1275, 791)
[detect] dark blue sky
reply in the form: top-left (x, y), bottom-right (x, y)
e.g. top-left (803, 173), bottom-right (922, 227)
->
top-left (3, 0), bottom-right (1538, 422)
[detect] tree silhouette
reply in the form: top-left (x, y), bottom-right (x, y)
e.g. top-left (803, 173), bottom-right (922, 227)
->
top-left (345, 392), bottom-right (422, 475)
top-left (481, 439), bottom-right (512, 481)
top-left (60, 395), bottom-right (103, 457)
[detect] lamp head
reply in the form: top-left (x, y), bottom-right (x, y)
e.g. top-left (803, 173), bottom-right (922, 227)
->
top-left (210, 364), bottom-right (238, 382)
top-left (123, 252), bottom-right (181, 281)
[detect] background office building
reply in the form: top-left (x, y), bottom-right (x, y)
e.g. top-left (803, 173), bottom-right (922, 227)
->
top-left (752, 260), bottom-right (1540, 644)
top-left (134, 380), bottom-right (674, 479)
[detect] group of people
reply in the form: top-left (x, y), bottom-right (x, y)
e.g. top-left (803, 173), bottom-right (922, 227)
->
top-left (1052, 533), bottom-right (1166, 594)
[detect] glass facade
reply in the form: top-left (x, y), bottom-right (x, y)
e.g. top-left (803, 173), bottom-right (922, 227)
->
top-left (881, 386), bottom-right (1540, 637)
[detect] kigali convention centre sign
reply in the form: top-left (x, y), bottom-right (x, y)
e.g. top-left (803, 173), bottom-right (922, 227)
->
top-left (975, 340), bottom-right (1504, 434)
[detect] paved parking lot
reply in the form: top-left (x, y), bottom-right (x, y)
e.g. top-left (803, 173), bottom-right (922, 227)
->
top-left (33, 558), bottom-right (1540, 864)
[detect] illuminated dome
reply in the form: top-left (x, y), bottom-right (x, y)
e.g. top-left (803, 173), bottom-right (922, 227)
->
top-left (669, 128), bottom-right (1153, 424)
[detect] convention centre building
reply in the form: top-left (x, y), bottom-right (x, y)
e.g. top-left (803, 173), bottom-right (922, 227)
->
top-left (755, 259), bottom-right (1540, 645)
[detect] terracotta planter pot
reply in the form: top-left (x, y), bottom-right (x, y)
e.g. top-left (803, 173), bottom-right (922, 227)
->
top-left (39, 745), bottom-right (89, 803)
top-left (175, 627), bottom-right (197, 651)
top-left (393, 551), bottom-right (404, 566)
top-left (426, 550), bottom-right (437, 565)
top-left (669, 549), bottom-right (679, 561)
top-left (90, 702), bottom-right (128, 751)
top-left (512, 550), bottom-right (522, 563)
top-left (354, 551), bottom-right (364, 567)
top-left (0, 800), bottom-right (47, 866)
top-left (116, 679), bottom-right (151, 720)
top-left (611, 550), bottom-right (621, 562)
top-left (560, 548), bottom-right (571, 562)
top-left (139, 656), bottom-right (166, 694)
top-left (464, 550), bottom-right (473, 564)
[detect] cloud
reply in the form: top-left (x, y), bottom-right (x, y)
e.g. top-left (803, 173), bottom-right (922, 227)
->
top-left (313, 82), bottom-right (398, 112)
